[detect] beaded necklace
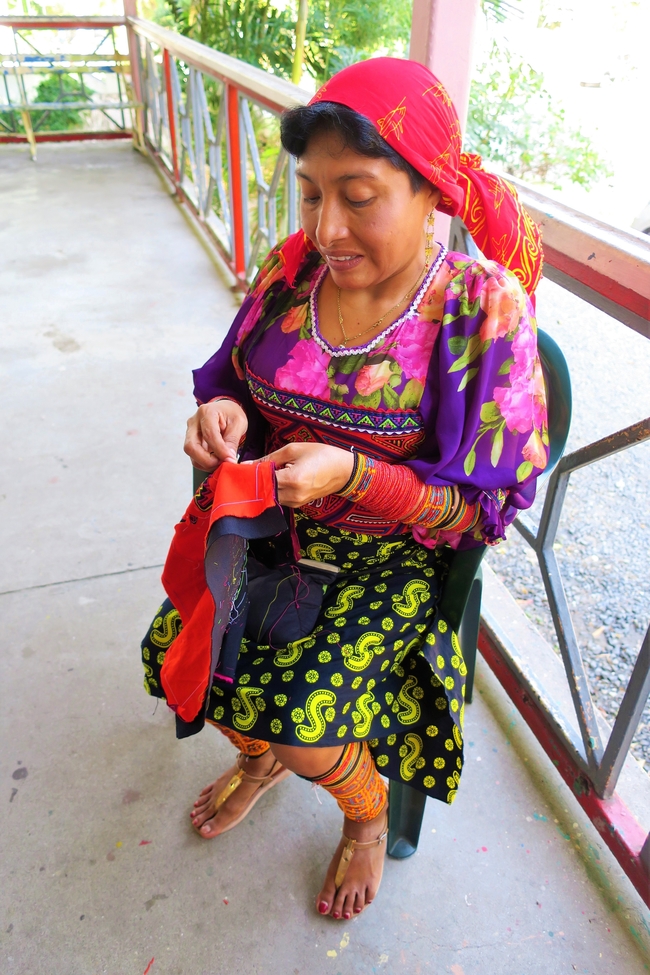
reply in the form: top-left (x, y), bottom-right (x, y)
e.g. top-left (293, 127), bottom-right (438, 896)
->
top-left (310, 245), bottom-right (448, 358)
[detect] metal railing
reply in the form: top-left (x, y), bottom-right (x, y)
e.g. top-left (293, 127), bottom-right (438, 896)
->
top-left (128, 17), bottom-right (307, 288)
top-left (452, 200), bottom-right (650, 899)
top-left (0, 15), bottom-right (142, 159)
top-left (2, 13), bottom-right (648, 905)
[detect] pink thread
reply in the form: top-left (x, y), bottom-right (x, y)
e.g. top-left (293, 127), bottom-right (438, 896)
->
top-left (266, 565), bottom-right (312, 649)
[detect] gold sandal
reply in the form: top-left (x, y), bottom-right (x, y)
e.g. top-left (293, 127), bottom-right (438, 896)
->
top-left (194, 752), bottom-right (291, 838)
top-left (334, 813), bottom-right (388, 889)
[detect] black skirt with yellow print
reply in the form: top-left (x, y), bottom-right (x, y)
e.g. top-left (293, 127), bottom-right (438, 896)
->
top-left (142, 512), bottom-right (467, 805)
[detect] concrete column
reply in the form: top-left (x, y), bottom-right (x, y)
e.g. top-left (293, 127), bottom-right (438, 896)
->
top-left (409, 0), bottom-right (479, 243)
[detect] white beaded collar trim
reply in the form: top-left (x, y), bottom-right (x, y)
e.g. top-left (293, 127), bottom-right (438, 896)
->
top-left (309, 245), bottom-right (448, 358)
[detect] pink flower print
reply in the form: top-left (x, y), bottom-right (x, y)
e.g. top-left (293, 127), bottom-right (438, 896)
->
top-left (388, 317), bottom-right (439, 384)
top-left (479, 276), bottom-right (525, 344)
top-left (522, 428), bottom-right (547, 470)
top-left (510, 319), bottom-right (537, 377)
top-left (280, 302), bottom-right (308, 333)
top-left (531, 357), bottom-right (547, 431)
top-left (493, 381), bottom-right (534, 434)
top-left (492, 319), bottom-right (541, 434)
top-left (234, 292), bottom-right (264, 349)
top-left (418, 283), bottom-right (445, 324)
top-left (355, 359), bottom-right (393, 397)
top-left (274, 339), bottom-right (331, 399)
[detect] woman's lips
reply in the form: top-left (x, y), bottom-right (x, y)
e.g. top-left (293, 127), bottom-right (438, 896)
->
top-left (325, 254), bottom-right (363, 271)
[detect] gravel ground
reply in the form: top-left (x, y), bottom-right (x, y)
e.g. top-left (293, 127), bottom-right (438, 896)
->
top-left (485, 276), bottom-right (650, 770)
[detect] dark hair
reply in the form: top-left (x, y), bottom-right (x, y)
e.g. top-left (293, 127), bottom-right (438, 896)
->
top-left (280, 102), bottom-right (427, 195)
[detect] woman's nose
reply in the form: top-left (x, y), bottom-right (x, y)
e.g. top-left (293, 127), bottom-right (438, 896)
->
top-left (316, 199), bottom-right (349, 249)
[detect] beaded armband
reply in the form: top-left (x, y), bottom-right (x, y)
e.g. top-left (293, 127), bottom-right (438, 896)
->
top-left (338, 451), bottom-right (375, 500)
top-left (337, 453), bottom-right (479, 531)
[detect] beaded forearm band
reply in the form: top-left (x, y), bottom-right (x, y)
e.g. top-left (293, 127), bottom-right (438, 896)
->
top-left (339, 452), bottom-right (480, 532)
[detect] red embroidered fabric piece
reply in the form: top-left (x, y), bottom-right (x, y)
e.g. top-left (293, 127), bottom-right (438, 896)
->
top-left (160, 462), bottom-right (279, 723)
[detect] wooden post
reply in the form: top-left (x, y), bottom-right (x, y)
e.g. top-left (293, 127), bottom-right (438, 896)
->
top-left (123, 0), bottom-right (144, 147)
top-left (409, 0), bottom-right (479, 243)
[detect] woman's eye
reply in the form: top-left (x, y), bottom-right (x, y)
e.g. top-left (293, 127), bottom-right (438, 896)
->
top-left (302, 196), bottom-right (320, 205)
top-left (348, 198), bottom-right (373, 209)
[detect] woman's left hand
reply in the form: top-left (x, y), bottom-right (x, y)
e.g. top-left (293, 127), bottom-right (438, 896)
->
top-left (263, 443), bottom-right (354, 507)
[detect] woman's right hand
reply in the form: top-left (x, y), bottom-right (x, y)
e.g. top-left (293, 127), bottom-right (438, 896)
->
top-left (184, 399), bottom-right (248, 471)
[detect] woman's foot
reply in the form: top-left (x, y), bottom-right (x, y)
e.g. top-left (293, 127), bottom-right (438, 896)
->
top-left (315, 810), bottom-right (388, 919)
top-left (190, 750), bottom-right (288, 839)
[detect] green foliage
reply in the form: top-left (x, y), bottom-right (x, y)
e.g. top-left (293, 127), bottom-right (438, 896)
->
top-left (161, 0), bottom-right (412, 83)
top-left (466, 42), bottom-right (610, 189)
top-left (303, 0), bottom-right (412, 81)
top-left (156, 0), bottom-right (608, 192)
top-left (0, 72), bottom-right (93, 133)
top-left (480, 0), bottom-right (522, 23)
top-left (167, 0), bottom-right (297, 78)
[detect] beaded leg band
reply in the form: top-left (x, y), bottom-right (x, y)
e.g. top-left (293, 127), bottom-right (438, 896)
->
top-left (313, 741), bottom-right (388, 824)
top-left (210, 722), bottom-right (271, 757)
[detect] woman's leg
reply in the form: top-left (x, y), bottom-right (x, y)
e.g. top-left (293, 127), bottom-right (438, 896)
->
top-left (191, 724), bottom-right (279, 838)
top-left (272, 742), bottom-right (388, 920)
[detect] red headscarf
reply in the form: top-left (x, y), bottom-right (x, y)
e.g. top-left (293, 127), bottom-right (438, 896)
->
top-left (287, 57), bottom-right (543, 297)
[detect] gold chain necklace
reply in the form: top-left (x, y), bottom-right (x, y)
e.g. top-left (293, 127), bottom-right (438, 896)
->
top-left (336, 262), bottom-right (427, 346)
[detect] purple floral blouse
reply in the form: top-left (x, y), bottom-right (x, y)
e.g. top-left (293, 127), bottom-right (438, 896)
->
top-left (193, 242), bottom-right (548, 549)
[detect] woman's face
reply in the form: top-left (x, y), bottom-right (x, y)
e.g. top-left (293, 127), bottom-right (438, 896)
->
top-left (297, 130), bottom-right (440, 292)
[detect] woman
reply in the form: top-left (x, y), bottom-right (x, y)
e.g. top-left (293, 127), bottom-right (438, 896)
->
top-left (141, 57), bottom-right (547, 921)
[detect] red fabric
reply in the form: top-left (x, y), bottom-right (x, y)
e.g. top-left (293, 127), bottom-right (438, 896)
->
top-left (278, 229), bottom-right (317, 288)
top-left (160, 461), bottom-right (279, 723)
top-left (207, 460), bottom-right (278, 531)
top-left (282, 57), bottom-right (543, 297)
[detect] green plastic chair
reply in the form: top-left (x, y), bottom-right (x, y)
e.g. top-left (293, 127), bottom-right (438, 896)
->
top-left (387, 327), bottom-right (573, 858)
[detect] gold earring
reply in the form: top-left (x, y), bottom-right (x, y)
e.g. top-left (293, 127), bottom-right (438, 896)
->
top-left (425, 209), bottom-right (436, 270)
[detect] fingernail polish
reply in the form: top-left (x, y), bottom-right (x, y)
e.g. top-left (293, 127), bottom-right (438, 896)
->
top-left (318, 901), bottom-right (328, 914)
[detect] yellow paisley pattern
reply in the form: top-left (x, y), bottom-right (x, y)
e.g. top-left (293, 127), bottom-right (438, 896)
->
top-left (324, 585), bottom-right (365, 618)
top-left (232, 686), bottom-right (264, 732)
top-left (395, 675), bottom-right (422, 725)
top-left (295, 690), bottom-right (337, 743)
top-left (399, 733), bottom-right (426, 781)
top-left (305, 542), bottom-right (337, 562)
top-left (143, 518), bottom-right (467, 807)
top-left (273, 634), bottom-right (313, 667)
top-left (342, 632), bottom-right (384, 672)
top-left (353, 689), bottom-right (379, 737)
top-left (392, 581), bottom-right (430, 618)
top-left (149, 608), bottom-right (182, 648)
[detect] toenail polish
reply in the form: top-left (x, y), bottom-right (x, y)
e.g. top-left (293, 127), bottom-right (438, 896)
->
top-left (354, 907), bottom-right (361, 914)
top-left (318, 901), bottom-right (328, 914)
top-left (332, 912), bottom-right (340, 919)
top-left (344, 912), bottom-right (351, 919)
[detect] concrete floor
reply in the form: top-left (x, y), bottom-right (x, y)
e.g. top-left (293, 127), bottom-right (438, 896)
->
top-left (1, 142), bottom-right (648, 975)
